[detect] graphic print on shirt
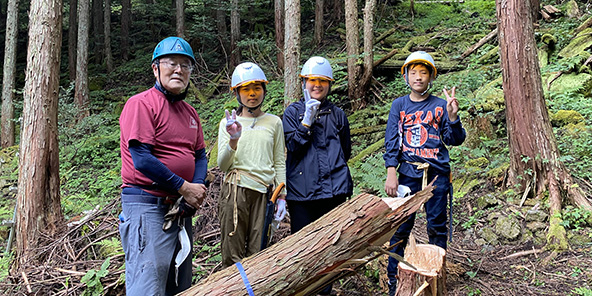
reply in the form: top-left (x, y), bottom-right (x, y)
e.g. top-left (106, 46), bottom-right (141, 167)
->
top-left (400, 106), bottom-right (443, 160)
top-left (190, 116), bottom-right (198, 129)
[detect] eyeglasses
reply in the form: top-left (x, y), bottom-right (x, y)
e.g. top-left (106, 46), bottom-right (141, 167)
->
top-left (159, 60), bottom-right (194, 72)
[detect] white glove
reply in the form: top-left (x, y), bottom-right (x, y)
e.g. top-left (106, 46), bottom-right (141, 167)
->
top-left (397, 185), bottom-right (412, 198)
top-left (225, 109), bottom-right (242, 139)
top-left (301, 89), bottom-right (320, 127)
top-left (274, 199), bottom-right (287, 221)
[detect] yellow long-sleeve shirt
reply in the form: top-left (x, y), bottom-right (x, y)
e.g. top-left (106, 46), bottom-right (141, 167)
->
top-left (217, 113), bottom-right (286, 194)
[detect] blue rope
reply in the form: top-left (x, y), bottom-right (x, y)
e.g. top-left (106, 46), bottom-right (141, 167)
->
top-left (235, 262), bottom-right (255, 296)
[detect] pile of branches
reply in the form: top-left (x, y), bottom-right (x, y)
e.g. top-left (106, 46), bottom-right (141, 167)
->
top-left (0, 167), bottom-right (292, 295)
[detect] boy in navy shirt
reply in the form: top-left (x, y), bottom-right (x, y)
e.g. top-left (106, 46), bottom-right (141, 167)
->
top-left (383, 51), bottom-right (466, 295)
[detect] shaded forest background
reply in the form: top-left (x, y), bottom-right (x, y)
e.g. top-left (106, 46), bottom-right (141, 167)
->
top-left (0, 0), bottom-right (591, 295)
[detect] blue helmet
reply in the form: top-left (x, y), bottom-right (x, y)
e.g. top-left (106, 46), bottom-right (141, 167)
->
top-left (152, 37), bottom-right (196, 64)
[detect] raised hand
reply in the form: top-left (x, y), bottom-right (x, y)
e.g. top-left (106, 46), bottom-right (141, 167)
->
top-left (443, 86), bottom-right (459, 121)
top-left (225, 109), bottom-right (242, 139)
top-left (301, 89), bottom-right (321, 128)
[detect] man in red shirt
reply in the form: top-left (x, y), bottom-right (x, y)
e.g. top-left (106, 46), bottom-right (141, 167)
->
top-left (119, 36), bottom-right (207, 295)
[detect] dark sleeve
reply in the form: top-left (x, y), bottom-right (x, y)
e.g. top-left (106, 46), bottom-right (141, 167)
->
top-left (129, 141), bottom-right (185, 192)
top-left (192, 148), bottom-right (208, 184)
top-left (383, 101), bottom-right (401, 168)
top-left (339, 110), bottom-right (352, 161)
top-left (440, 111), bottom-right (466, 146)
top-left (283, 102), bottom-right (313, 153)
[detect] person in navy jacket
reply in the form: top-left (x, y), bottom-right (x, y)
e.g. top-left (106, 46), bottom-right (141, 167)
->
top-left (282, 56), bottom-right (353, 295)
top-left (383, 51), bottom-right (466, 296)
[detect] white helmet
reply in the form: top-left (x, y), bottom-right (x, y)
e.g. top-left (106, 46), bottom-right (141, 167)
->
top-left (231, 62), bottom-right (268, 90)
top-left (300, 56), bottom-right (334, 81)
top-left (401, 51), bottom-right (437, 80)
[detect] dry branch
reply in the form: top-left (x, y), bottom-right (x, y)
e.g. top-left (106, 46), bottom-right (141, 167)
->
top-left (459, 28), bottom-right (498, 60)
top-left (183, 186), bottom-right (435, 296)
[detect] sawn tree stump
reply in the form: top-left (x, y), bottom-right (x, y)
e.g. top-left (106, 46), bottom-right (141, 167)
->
top-left (396, 235), bottom-right (447, 296)
top-left (182, 185), bottom-right (435, 296)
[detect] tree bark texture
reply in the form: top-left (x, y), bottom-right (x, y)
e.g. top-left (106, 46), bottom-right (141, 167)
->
top-left (183, 187), bottom-right (435, 296)
top-left (230, 0), bottom-right (240, 67)
top-left (104, 0), bottom-right (113, 72)
top-left (91, 0), bottom-right (104, 64)
top-left (120, 0), bottom-right (130, 60)
top-left (17, 0), bottom-right (63, 268)
top-left (176, 0), bottom-right (185, 38)
top-left (216, 5), bottom-right (229, 61)
top-left (496, 0), bottom-right (591, 248)
top-left (76, 0), bottom-right (90, 119)
top-left (345, 0), bottom-right (361, 108)
top-left (284, 0), bottom-right (300, 106)
top-left (357, 0), bottom-right (377, 109)
top-left (314, 0), bottom-right (324, 46)
top-left (274, 0), bottom-right (285, 71)
top-left (68, 0), bottom-right (78, 81)
top-left (1, 0), bottom-right (19, 148)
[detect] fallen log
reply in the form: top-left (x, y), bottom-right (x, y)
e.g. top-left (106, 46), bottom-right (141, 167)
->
top-left (458, 28), bottom-right (498, 60)
top-left (182, 186), bottom-right (435, 296)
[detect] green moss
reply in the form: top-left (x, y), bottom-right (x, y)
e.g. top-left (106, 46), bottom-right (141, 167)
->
top-left (472, 76), bottom-right (504, 112)
top-left (466, 157), bottom-right (490, 168)
top-left (558, 28), bottom-right (592, 58)
top-left (546, 216), bottom-right (569, 251)
top-left (545, 73), bottom-right (592, 95)
top-left (486, 163), bottom-right (510, 180)
top-left (551, 110), bottom-right (585, 126)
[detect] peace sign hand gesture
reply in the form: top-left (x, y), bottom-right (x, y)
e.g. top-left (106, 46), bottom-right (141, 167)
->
top-left (443, 86), bottom-right (459, 122)
top-left (225, 109), bottom-right (242, 140)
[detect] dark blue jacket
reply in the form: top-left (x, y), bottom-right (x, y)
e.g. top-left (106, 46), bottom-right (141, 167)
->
top-left (283, 98), bottom-right (353, 201)
top-left (383, 94), bottom-right (466, 178)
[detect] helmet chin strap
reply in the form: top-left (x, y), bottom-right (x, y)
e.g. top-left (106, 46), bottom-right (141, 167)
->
top-left (155, 62), bottom-right (188, 102)
top-left (234, 84), bottom-right (266, 114)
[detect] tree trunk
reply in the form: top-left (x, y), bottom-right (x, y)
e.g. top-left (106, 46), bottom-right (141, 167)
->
top-left (396, 236), bottom-right (447, 296)
top-left (1, 0), bottom-right (19, 148)
top-left (176, 0), bottom-right (185, 38)
top-left (76, 0), bottom-right (90, 119)
top-left (345, 0), bottom-right (361, 109)
top-left (274, 0), bottom-right (284, 71)
top-left (357, 0), bottom-right (377, 109)
top-left (216, 5), bottom-right (229, 62)
top-left (104, 0), bottom-right (113, 73)
top-left (183, 187), bottom-right (435, 295)
top-left (496, 0), bottom-right (591, 251)
top-left (284, 0), bottom-right (300, 107)
top-left (230, 0), bottom-right (240, 67)
top-left (17, 0), bottom-right (63, 268)
top-left (120, 0), bottom-right (131, 60)
top-left (331, 0), bottom-right (343, 22)
top-left (91, 0), bottom-right (104, 64)
top-left (314, 0), bottom-right (324, 46)
top-left (68, 0), bottom-right (78, 81)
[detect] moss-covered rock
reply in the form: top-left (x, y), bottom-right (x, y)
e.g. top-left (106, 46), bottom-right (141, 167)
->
top-left (558, 28), bottom-right (592, 59)
top-left (495, 216), bottom-right (521, 240)
top-left (551, 110), bottom-right (585, 127)
top-left (476, 193), bottom-right (499, 210)
top-left (466, 157), bottom-right (489, 169)
top-left (525, 209), bottom-right (548, 222)
top-left (472, 76), bottom-right (504, 112)
top-left (478, 227), bottom-right (499, 245)
top-left (545, 73), bottom-right (592, 96)
top-left (566, 0), bottom-right (581, 19)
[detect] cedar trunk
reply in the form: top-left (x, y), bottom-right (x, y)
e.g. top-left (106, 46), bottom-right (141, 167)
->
top-left (496, 0), bottom-right (591, 250)
top-left (104, 0), bottom-right (113, 73)
top-left (17, 0), bottom-right (63, 268)
top-left (345, 0), bottom-right (361, 109)
top-left (313, 0), bottom-right (324, 46)
top-left (230, 0), bottom-right (240, 67)
top-left (68, 0), bottom-right (78, 81)
top-left (176, 0), bottom-right (185, 38)
top-left (284, 0), bottom-right (300, 106)
top-left (76, 0), bottom-right (90, 119)
top-left (91, 0), bottom-right (104, 64)
top-left (358, 0), bottom-right (377, 109)
top-left (120, 0), bottom-right (130, 60)
top-left (183, 187), bottom-right (434, 295)
top-left (1, 0), bottom-right (19, 148)
top-left (274, 0), bottom-right (284, 71)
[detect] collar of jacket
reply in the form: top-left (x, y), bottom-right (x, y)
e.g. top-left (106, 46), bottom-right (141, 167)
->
top-left (154, 82), bottom-right (188, 102)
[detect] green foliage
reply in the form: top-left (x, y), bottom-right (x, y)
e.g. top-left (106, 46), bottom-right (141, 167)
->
top-left (560, 206), bottom-right (592, 231)
top-left (572, 287), bottom-right (592, 296)
top-left (81, 258), bottom-right (111, 296)
top-left (350, 154), bottom-right (387, 197)
top-left (0, 252), bottom-right (13, 282)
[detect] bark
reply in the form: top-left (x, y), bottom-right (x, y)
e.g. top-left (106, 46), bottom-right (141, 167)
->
top-left (230, 0), bottom-right (240, 67)
top-left (176, 0), bottom-right (185, 38)
top-left (496, 0), bottom-right (591, 250)
top-left (331, 0), bottom-right (343, 22)
top-left (274, 0), bottom-right (285, 71)
top-left (76, 0), bottom-right (90, 119)
top-left (216, 5), bottom-right (229, 62)
top-left (1, 0), bottom-right (19, 148)
top-left (68, 0), bottom-right (78, 81)
top-left (183, 187), bottom-right (435, 295)
top-left (17, 0), bottom-right (63, 268)
top-left (120, 0), bottom-right (130, 60)
top-left (345, 0), bottom-right (361, 109)
top-left (91, 0), bottom-right (104, 64)
top-left (104, 0), bottom-right (113, 72)
top-left (284, 0), bottom-right (300, 106)
top-left (314, 0), bottom-right (324, 46)
top-left (357, 0), bottom-right (377, 109)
